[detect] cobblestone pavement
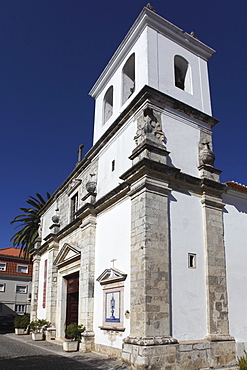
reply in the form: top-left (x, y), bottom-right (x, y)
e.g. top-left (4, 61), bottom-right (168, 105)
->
top-left (0, 332), bottom-right (131, 370)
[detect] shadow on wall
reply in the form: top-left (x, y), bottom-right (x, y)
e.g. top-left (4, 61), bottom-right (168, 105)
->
top-left (223, 197), bottom-right (247, 214)
top-left (0, 303), bottom-right (16, 317)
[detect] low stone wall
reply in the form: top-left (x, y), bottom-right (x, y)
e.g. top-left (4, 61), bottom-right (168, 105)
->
top-left (122, 340), bottom-right (236, 369)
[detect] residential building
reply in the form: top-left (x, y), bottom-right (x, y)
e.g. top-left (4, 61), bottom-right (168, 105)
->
top-left (0, 247), bottom-right (32, 318)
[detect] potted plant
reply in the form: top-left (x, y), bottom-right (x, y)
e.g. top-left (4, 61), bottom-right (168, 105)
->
top-left (30, 319), bottom-right (50, 340)
top-left (63, 323), bottom-right (85, 352)
top-left (14, 315), bottom-right (30, 335)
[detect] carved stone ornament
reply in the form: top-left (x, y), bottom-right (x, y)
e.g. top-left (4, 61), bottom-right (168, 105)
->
top-left (51, 215), bottom-right (59, 224)
top-left (86, 173), bottom-right (97, 194)
top-left (199, 139), bottom-right (215, 167)
top-left (134, 107), bottom-right (165, 146)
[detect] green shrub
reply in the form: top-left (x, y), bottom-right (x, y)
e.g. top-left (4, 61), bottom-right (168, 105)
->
top-left (65, 323), bottom-right (85, 341)
top-left (30, 319), bottom-right (50, 333)
top-left (237, 350), bottom-right (247, 370)
top-left (14, 315), bottom-right (30, 329)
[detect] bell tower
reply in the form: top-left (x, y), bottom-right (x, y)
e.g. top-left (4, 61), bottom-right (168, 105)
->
top-left (90, 4), bottom-right (235, 369)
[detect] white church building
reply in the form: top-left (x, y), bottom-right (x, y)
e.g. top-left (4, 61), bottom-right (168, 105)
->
top-left (31, 5), bottom-right (247, 369)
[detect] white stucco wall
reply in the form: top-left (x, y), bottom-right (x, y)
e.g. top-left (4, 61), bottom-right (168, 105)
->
top-left (37, 250), bottom-right (49, 319)
top-left (223, 191), bottom-right (247, 345)
top-left (41, 203), bottom-right (57, 243)
top-left (97, 118), bottom-right (136, 199)
top-left (163, 111), bottom-right (201, 178)
top-left (94, 198), bottom-right (131, 350)
top-left (170, 190), bottom-right (206, 341)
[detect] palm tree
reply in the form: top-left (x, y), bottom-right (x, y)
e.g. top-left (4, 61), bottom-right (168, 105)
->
top-left (10, 192), bottom-right (51, 258)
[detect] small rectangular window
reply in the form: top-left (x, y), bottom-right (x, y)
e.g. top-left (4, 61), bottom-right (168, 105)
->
top-left (71, 193), bottom-right (78, 221)
top-left (17, 265), bottom-right (28, 274)
top-left (0, 262), bottom-right (6, 271)
top-left (0, 303), bottom-right (2, 312)
top-left (15, 304), bottom-right (26, 313)
top-left (0, 283), bottom-right (6, 292)
top-left (16, 285), bottom-right (27, 294)
top-left (188, 253), bottom-right (196, 268)
top-left (111, 160), bottom-right (115, 172)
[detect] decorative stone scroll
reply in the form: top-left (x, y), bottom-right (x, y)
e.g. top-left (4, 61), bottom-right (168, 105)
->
top-left (134, 107), bottom-right (165, 146)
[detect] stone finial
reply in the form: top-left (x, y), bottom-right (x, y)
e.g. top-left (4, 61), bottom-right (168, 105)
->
top-left (86, 173), bottom-right (97, 195)
top-left (199, 139), bottom-right (215, 167)
top-left (134, 107), bottom-right (165, 146)
top-left (145, 3), bottom-right (156, 12)
top-left (49, 214), bottom-right (60, 234)
top-left (190, 31), bottom-right (199, 40)
top-left (52, 215), bottom-right (59, 224)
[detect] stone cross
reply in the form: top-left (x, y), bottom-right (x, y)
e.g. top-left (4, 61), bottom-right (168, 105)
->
top-left (111, 258), bottom-right (116, 268)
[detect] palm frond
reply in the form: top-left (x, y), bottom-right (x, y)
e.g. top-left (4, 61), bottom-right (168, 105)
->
top-left (10, 192), bottom-right (50, 258)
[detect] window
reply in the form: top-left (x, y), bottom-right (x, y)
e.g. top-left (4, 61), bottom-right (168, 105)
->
top-left (188, 253), bottom-right (196, 268)
top-left (0, 262), bottom-right (6, 271)
top-left (111, 160), bottom-right (115, 172)
top-left (174, 55), bottom-right (192, 94)
top-left (0, 283), bottom-right (6, 292)
top-left (15, 304), bottom-right (26, 313)
top-left (43, 259), bottom-right (47, 308)
top-left (0, 303), bottom-right (2, 312)
top-left (17, 265), bottom-right (28, 274)
top-left (103, 86), bottom-right (113, 124)
top-left (16, 285), bottom-right (27, 294)
top-left (71, 193), bottom-right (78, 221)
top-left (122, 53), bottom-right (135, 104)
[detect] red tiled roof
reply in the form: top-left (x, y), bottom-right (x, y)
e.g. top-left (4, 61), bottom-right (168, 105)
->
top-left (0, 248), bottom-right (32, 277)
top-left (226, 181), bottom-right (247, 194)
top-left (0, 247), bottom-right (27, 258)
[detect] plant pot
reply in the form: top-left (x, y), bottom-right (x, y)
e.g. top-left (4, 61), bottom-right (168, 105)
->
top-left (63, 340), bottom-right (79, 352)
top-left (31, 332), bottom-right (43, 341)
top-left (15, 328), bottom-right (25, 335)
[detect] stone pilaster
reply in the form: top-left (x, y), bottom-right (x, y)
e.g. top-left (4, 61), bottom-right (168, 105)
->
top-left (30, 253), bottom-right (41, 321)
top-left (122, 107), bottom-right (177, 367)
top-left (78, 212), bottom-right (96, 350)
top-left (127, 175), bottom-right (174, 341)
top-left (201, 193), bottom-right (233, 341)
top-left (46, 241), bottom-right (59, 325)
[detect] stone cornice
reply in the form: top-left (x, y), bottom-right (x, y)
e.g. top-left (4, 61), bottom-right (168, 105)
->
top-left (37, 159), bottom-right (227, 254)
top-left (121, 157), bottom-right (226, 197)
top-left (89, 7), bottom-right (215, 98)
top-left (40, 86), bottom-right (219, 215)
top-left (93, 182), bottom-right (129, 213)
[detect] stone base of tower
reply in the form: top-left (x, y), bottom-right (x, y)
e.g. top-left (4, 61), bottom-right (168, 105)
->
top-left (122, 339), bottom-right (236, 369)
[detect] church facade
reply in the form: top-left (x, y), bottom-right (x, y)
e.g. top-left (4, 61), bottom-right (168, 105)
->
top-left (31, 6), bottom-right (247, 369)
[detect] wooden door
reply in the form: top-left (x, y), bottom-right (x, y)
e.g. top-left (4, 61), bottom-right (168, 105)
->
top-left (65, 272), bottom-right (79, 326)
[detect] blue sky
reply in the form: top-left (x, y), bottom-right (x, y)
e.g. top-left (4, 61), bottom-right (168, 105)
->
top-left (1, 0), bottom-right (247, 249)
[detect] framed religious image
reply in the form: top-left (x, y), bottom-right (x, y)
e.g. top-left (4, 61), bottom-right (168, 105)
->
top-left (105, 290), bottom-right (120, 323)
top-left (97, 267), bottom-right (127, 331)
